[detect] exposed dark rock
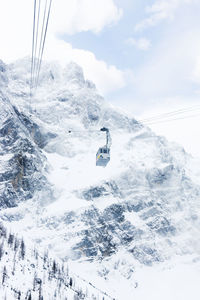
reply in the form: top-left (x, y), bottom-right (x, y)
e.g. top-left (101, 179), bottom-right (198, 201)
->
top-left (0, 96), bottom-right (52, 208)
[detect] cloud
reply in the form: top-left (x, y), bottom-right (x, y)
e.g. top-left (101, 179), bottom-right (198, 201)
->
top-left (124, 1), bottom-right (200, 102)
top-left (51, 0), bottom-right (123, 35)
top-left (126, 37), bottom-right (151, 51)
top-left (0, 0), bottom-right (32, 60)
top-left (45, 36), bottom-right (126, 95)
top-left (0, 0), bottom-right (125, 96)
top-left (133, 29), bottom-right (200, 99)
top-left (134, 0), bottom-right (197, 32)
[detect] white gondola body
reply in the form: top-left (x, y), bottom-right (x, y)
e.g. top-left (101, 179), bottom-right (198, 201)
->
top-left (96, 146), bottom-right (110, 167)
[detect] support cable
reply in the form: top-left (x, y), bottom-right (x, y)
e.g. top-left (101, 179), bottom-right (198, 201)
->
top-left (139, 104), bottom-right (200, 124)
top-left (34, 0), bottom-right (48, 91)
top-left (32, 0), bottom-right (41, 89)
top-left (144, 112), bottom-right (200, 126)
top-left (30, 0), bottom-right (37, 96)
top-left (34, 0), bottom-right (53, 92)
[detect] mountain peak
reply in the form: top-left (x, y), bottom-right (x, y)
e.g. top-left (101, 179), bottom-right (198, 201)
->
top-left (1, 58), bottom-right (200, 299)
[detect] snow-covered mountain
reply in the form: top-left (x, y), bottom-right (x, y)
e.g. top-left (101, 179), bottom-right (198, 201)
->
top-left (1, 57), bottom-right (200, 299)
top-left (0, 222), bottom-right (113, 299)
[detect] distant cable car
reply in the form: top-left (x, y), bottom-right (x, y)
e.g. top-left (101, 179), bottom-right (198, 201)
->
top-left (96, 127), bottom-right (111, 167)
top-left (68, 127), bottom-right (112, 167)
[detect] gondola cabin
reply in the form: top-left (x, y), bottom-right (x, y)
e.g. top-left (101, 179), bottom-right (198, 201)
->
top-left (96, 146), bottom-right (110, 167)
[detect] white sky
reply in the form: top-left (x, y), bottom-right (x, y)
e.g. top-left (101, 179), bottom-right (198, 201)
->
top-left (1, 0), bottom-right (200, 157)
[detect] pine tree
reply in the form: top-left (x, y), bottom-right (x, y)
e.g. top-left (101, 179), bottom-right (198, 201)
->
top-left (2, 266), bottom-right (7, 285)
top-left (20, 239), bottom-right (25, 259)
top-left (69, 277), bottom-right (73, 287)
top-left (52, 260), bottom-right (57, 275)
top-left (0, 223), bottom-right (7, 238)
top-left (43, 251), bottom-right (48, 269)
top-left (66, 264), bottom-right (69, 277)
top-left (25, 290), bottom-right (32, 300)
top-left (34, 248), bottom-right (38, 260)
top-left (8, 233), bottom-right (14, 247)
top-left (17, 290), bottom-right (21, 299)
top-left (14, 237), bottom-right (19, 252)
top-left (12, 251), bottom-right (17, 275)
top-left (33, 272), bottom-right (37, 291)
top-left (38, 282), bottom-right (43, 300)
top-left (0, 241), bottom-right (4, 260)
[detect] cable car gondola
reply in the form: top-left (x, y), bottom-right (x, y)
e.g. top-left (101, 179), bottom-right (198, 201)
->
top-left (68, 127), bottom-right (111, 167)
top-left (96, 127), bottom-right (111, 167)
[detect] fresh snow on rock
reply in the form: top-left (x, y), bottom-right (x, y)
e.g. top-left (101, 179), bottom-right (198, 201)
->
top-left (0, 57), bottom-right (200, 299)
top-left (0, 223), bottom-right (113, 299)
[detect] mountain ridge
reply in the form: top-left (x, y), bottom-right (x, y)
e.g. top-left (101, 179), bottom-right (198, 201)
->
top-left (1, 58), bottom-right (200, 299)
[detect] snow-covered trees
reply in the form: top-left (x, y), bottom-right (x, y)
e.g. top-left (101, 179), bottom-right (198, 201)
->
top-left (0, 222), bottom-right (111, 299)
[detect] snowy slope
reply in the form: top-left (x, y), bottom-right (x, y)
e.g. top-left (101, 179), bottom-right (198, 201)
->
top-left (0, 222), bottom-right (114, 299)
top-left (1, 58), bottom-right (200, 299)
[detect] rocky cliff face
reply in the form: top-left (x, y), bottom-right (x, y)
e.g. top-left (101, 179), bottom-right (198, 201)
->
top-left (0, 94), bottom-right (52, 208)
top-left (1, 58), bottom-right (200, 298)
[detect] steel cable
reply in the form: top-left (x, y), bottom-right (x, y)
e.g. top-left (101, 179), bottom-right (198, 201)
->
top-left (34, 0), bottom-right (48, 90)
top-left (30, 0), bottom-right (53, 96)
top-left (32, 0), bottom-right (41, 89)
top-left (144, 112), bottom-right (200, 126)
top-left (35, 0), bottom-right (53, 92)
top-left (30, 0), bottom-right (37, 96)
top-left (139, 104), bottom-right (200, 124)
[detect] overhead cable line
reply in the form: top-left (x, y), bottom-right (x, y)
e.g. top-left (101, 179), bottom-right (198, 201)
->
top-left (143, 112), bottom-right (200, 126)
top-left (67, 109), bottom-right (200, 134)
top-left (68, 130), bottom-right (103, 134)
top-left (30, 0), bottom-right (37, 96)
top-left (32, 0), bottom-right (41, 89)
top-left (34, 0), bottom-right (48, 91)
top-left (139, 104), bottom-right (200, 124)
top-left (30, 0), bottom-right (53, 96)
top-left (35, 0), bottom-right (52, 92)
